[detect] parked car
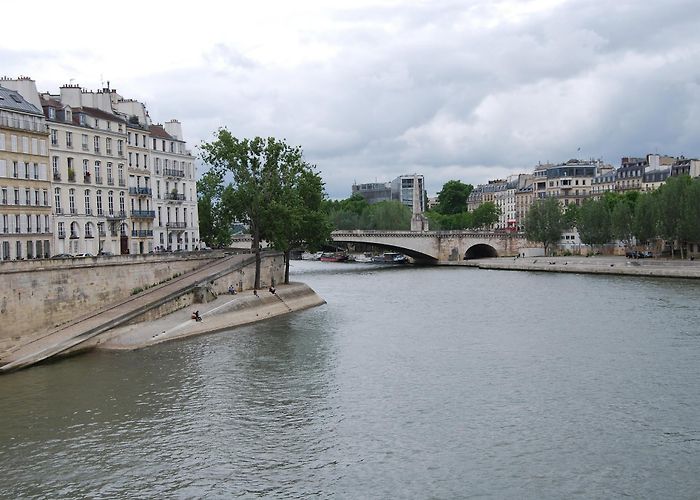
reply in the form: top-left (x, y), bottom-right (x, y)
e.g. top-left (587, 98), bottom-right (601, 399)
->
top-left (97, 250), bottom-right (115, 256)
top-left (51, 253), bottom-right (73, 259)
top-left (642, 251), bottom-right (654, 258)
top-left (74, 253), bottom-right (94, 258)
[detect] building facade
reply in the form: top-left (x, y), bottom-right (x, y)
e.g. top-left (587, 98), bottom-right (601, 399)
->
top-left (150, 121), bottom-right (199, 251)
top-left (0, 82), bottom-right (52, 260)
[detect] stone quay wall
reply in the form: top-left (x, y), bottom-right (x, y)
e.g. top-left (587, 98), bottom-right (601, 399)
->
top-left (0, 251), bottom-right (235, 352)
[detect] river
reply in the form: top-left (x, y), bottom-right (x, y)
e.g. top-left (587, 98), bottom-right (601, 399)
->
top-left (1, 261), bottom-right (699, 498)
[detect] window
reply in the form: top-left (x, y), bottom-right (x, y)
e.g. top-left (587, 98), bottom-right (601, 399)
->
top-left (34, 190), bottom-right (40, 206)
top-left (96, 190), bottom-right (103, 215)
top-left (93, 136), bottom-right (100, 153)
top-left (55, 188), bottom-right (62, 213)
top-left (69, 188), bottom-right (76, 214)
top-left (128, 152), bottom-right (132, 167)
top-left (106, 137), bottom-right (112, 155)
top-left (48, 108), bottom-right (56, 120)
top-left (85, 190), bottom-right (91, 215)
top-left (44, 215), bottom-right (49, 232)
top-left (85, 223), bottom-right (92, 238)
top-left (83, 159), bottom-right (89, 176)
top-left (66, 131), bottom-right (73, 148)
top-left (52, 156), bottom-right (59, 175)
top-left (1, 188), bottom-right (6, 205)
top-left (82, 134), bottom-right (89, 151)
top-left (127, 132), bottom-right (132, 145)
top-left (108, 191), bottom-right (114, 215)
top-left (14, 188), bottom-right (19, 204)
top-left (50, 129), bottom-right (58, 146)
top-left (58, 222), bottom-right (65, 238)
top-left (117, 140), bottom-right (123, 156)
top-left (107, 163), bottom-right (113, 184)
top-left (119, 191), bottom-right (125, 213)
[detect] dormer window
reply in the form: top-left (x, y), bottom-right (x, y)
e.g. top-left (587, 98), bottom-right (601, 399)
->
top-left (79, 113), bottom-right (86, 126)
top-left (95, 118), bottom-right (100, 129)
top-left (48, 107), bottom-right (56, 120)
top-left (65, 109), bottom-right (72, 122)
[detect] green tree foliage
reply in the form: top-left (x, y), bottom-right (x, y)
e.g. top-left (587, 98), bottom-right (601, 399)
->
top-left (611, 202), bottom-right (634, 245)
top-left (471, 202), bottom-right (499, 229)
top-left (436, 180), bottom-right (473, 215)
top-left (657, 175), bottom-right (691, 258)
top-left (577, 199), bottom-right (611, 247)
top-left (196, 169), bottom-right (234, 248)
top-left (563, 204), bottom-right (579, 229)
top-left (200, 132), bottom-right (330, 288)
top-left (266, 169), bottom-right (332, 283)
top-left (524, 197), bottom-right (564, 256)
top-left (322, 196), bottom-right (411, 230)
top-left (633, 192), bottom-right (658, 245)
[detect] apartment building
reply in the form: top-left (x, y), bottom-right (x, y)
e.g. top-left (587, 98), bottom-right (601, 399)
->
top-left (113, 98), bottom-right (155, 254)
top-left (39, 85), bottom-right (128, 255)
top-left (0, 82), bottom-right (52, 260)
top-left (150, 121), bottom-right (199, 251)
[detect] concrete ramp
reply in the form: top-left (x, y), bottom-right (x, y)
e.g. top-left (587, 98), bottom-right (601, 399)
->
top-left (0, 253), bottom-right (256, 373)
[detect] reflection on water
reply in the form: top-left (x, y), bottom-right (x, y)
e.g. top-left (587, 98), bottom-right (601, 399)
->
top-left (1, 261), bottom-right (699, 498)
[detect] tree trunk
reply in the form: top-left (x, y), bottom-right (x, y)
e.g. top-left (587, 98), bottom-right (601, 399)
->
top-left (284, 249), bottom-right (290, 284)
top-left (252, 225), bottom-right (261, 290)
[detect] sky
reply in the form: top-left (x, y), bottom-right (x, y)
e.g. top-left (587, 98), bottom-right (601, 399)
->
top-left (2, 0), bottom-right (700, 198)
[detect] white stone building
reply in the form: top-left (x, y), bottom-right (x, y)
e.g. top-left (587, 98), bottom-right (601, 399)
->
top-left (0, 80), bottom-right (52, 260)
top-left (149, 121), bottom-right (199, 251)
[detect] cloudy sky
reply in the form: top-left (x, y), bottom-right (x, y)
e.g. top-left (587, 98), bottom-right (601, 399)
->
top-left (2, 0), bottom-right (700, 198)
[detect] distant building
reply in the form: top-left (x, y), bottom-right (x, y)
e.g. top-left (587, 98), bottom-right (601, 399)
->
top-left (670, 157), bottom-right (700, 178)
top-left (351, 181), bottom-right (391, 204)
top-left (391, 174), bottom-right (426, 212)
top-left (0, 81), bottom-right (52, 260)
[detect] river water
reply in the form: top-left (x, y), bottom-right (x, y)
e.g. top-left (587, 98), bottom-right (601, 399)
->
top-left (1, 261), bottom-right (699, 499)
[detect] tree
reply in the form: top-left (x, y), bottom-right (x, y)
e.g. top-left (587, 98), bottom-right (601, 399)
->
top-left (196, 169), bottom-right (234, 248)
top-left (633, 191), bottom-right (658, 245)
top-left (657, 175), bottom-right (691, 258)
top-left (525, 197), bottom-right (564, 256)
top-left (267, 168), bottom-right (332, 283)
top-left (471, 201), bottom-right (499, 229)
top-left (436, 180), bottom-right (473, 215)
top-left (681, 178), bottom-right (700, 247)
top-left (611, 202), bottom-right (634, 247)
top-left (577, 199), bottom-right (611, 248)
top-left (201, 132), bottom-right (323, 288)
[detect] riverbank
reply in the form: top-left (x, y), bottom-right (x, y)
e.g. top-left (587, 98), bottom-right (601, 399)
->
top-left (94, 282), bottom-right (325, 350)
top-left (464, 255), bottom-right (700, 278)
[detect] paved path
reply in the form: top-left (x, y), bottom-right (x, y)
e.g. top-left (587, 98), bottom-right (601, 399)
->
top-left (465, 255), bottom-right (700, 278)
top-left (0, 253), bottom-right (255, 373)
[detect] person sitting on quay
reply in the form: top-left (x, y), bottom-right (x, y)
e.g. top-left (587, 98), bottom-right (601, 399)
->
top-left (228, 284), bottom-right (237, 295)
top-left (268, 286), bottom-right (276, 294)
top-left (191, 310), bottom-right (202, 322)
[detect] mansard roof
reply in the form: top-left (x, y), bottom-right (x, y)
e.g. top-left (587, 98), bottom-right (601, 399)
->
top-left (149, 124), bottom-right (174, 140)
top-left (0, 85), bottom-right (43, 115)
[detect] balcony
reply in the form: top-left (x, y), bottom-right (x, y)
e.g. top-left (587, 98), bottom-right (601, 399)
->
top-left (118, 179), bottom-right (126, 187)
top-left (53, 172), bottom-right (61, 181)
top-left (166, 221), bottom-right (187, 229)
top-left (129, 187), bottom-right (152, 196)
top-left (107, 177), bottom-right (114, 186)
top-left (98, 229), bottom-right (106, 237)
top-left (106, 211), bottom-right (127, 220)
top-left (85, 208), bottom-right (93, 216)
top-left (82, 144), bottom-right (89, 151)
top-left (95, 176), bottom-right (103, 184)
top-left (131, 229), bottom-right (154, 238)
top-left (164, 168), bottom-right (185, 178)
top-left (131, 210), bottom-right (156, 219)
top-left (58, 232), bottom-right (66, 239)
top-left (83, 174), bottom-right (92, 184)
top-left (164, 192), bottom-right (185, 202)
top-left (68, 173), bottom-right (76, 183)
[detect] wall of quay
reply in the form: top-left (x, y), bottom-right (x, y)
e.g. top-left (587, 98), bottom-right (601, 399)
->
top-left (0, 252), bottom-right (232, 352)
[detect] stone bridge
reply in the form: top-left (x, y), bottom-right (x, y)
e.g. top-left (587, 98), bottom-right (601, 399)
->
top-left (331, 230), bottom-right (530, 264)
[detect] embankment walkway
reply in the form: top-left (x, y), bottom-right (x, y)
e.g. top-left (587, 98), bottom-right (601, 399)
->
top-left (0, 253), bottom-right (256, 373)
top-left (465, 256), bottom-right (700, 279)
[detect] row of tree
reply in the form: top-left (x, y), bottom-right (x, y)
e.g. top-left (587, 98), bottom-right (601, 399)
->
top-left (198, 132), bottom-right (331, 286)
top-left (524, 175), bottom-right (700, 257)
top-left (321, 195), bottom-right (413, 230)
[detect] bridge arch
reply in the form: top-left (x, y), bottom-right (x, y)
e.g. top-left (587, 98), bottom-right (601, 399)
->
top-left (465, 243), bottom-right (498, 259)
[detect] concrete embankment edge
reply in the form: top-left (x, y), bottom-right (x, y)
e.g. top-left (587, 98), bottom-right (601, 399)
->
top-left (93, 282), bottom-right (326, 351)
top-left (462, 257), bottom-right (700, 279)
